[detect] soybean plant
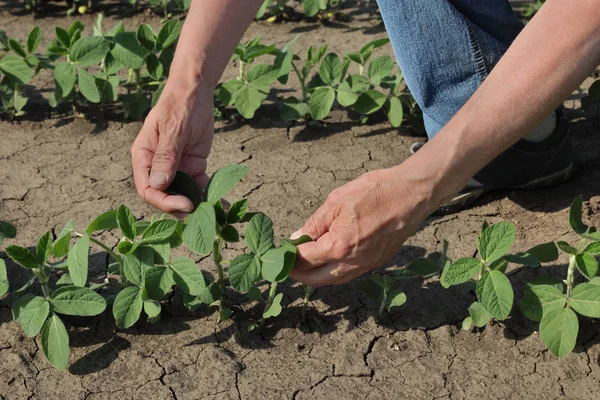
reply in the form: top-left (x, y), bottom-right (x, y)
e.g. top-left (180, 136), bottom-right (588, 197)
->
top-left (0, 221), bottom-right (17, 296)
top-left (520, 196), bottom-right (600, 357)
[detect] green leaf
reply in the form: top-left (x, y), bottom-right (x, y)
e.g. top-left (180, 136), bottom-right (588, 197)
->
top-left (51, 286), bottom-right (107, 316)
top-left (247, 64), bottom-right (279, 86)
top-left (405, 258), bottom-right (440, 278)
top-left (583, 241), bottom-right (600, 256)
top-left (124, 246), bottom-right (154, 287)
top-left (556, 241), bottom-right (578, 255)
top-left (220, 225), bottom-right (240, 243)
top-left (55, 27), bottom-right (70, 48)
top-left (71, 36), bottom-right (110, 67)
top-left (504, 252), bottom-right (540, 267)
top-left (281, 97), bottom-right (309, 121)
top-left (113, 285), bottom-right (143, 329)
top-left (468, 301), bottom-right (492, 327)
top-left (86, 209), bottom-right (118, 234)
top-left (106, 21), bottom-right (125, 38)
top-left (163, 170), bottom-right (200, 208)
top-left (228, 254), bottom-right (261, 292)
top-left (520, 284), bottom-right (566, 321)
top-left (182, 202), bottom-right (216, 255)
top-left (53, 220), bottom-right (74, 258)
top-left (527, 242), bottom-right (559, 263)
top-left (227, 199), bottom-right (248, 224)
top-left (245, 213), bottom-right (274, 256)
top-left (143, 298), bottom-right (161, 319)
top-left (476, 270), bottom-right (514, 320)
top-left (197, 283), bottom-right (223, 305)
top-left (144, 266), bottom-right (174, 300)
top-left (217, 79), bottom-right (244, 106)
top-left (111, 32), bottom-right (146, 70)
top-left (67, 21), bottom-right (85, 39)
top-left (539, 307), bottom-right (578, 358)
top-left (309, 86), bottom-right (335, 120)
top-left (575, 253), bottom-right (598, 279)
top-left (206, 164), bottom-right (248, 204)
top-left (440, 258), bottom-right (482, 288)
top-left (261, 247), bottom-right (296, 283)
top-left (117, 205), bottom-right (136, 241)
top-left (41, 314), bottom-right (70, 370)
top-left (26, 26), bottom-right (42, 54)
top-left (569, 196), bottom-right (588, 235)
top-left (359, 38), bottom-right (390, 55)
top-left (67, 234), bottom-right (89, 287)
top-left (149, 241), bottom-right (170, 265)
top-left (263, 292), bottom-right (283, 319)
top-left (170, 257), bottom-right (206, 296)
top-left (304, 0), bottom-right (326, 16)
top-left (569, 283), bottom-right (600, 318)
top-left (136, 24), bottom-right (156, 52)
top-left (387, 96), bottom-right (403, 128)
top-left (478, 222), bottom-right (515, 262)
top-left (337, 74), bottom-right (370, 107)
top-left (0, 220), bottom-right (16, 245)
top-left (145, 54), bottom-right (164, 80)
top-left (15, 295), bottom-right (49, 337)
top-left (36, 231), bottom-right (53, 266)
top-left (286, 235), bottom-right (313, 246)
top-left (353, 90), bottom-right (387, 115)
top-left (367, 55), bottom-right (394, 86)
top-left (8, 38), bottom-right (26, 58)
top-left (526, 276), bottom-right (564, 292)
top-left (233, 84), bottom-right (268, 119)
top-left (0, 55), bottom-right (32, 84)
top-left (118, 240), bottom-right (137, 255)
top-left (0, 259), bottom-right (7, 296)
top-left (53, 62), bottom-right (76, 98)
top-left (462, 316), bottom-right (473, 331)
top-left (354, 279), bottom-right (383, 301)
top-left (78, 69), bottom-right (101, 103)
top-left (345, 52), bottom-right (364, 65)
top-left (6, 245), bottom-right (39, 269)
top-left (273, 35), bottom-right (299, 84)
top-left (156, 19), bottom-right (181, 50)
top-left (141, 219), bottom-right (179, 244)
top-left (387, 287), bottom-right (406, 312)
top-left (319, 53), bottom-right (343, 86)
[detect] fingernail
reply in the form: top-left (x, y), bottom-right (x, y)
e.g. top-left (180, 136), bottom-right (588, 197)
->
top-left (150, 173), bottom-right (168, 188)
top-left (290, 229), bottom-right (302, 240)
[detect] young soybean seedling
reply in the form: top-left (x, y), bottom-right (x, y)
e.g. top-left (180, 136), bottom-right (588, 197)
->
top-left (440, 220), bottom-right (558, 330)
top-left (354, 274), bottom-right (407, 320)
top-left (0, 221), bottom-right (17, 296)
top-left (6, 229), bottom-right (107, 370)
top-left (520, 196), bottom-right (600, 358)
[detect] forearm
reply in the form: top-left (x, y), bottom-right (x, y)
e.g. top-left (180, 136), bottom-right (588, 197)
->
top-left (166, 0), bottom-right (264, 93)
top-left (399, 0), bottom-right (600, 209)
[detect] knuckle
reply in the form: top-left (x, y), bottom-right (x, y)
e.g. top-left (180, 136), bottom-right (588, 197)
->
top-left (303, 215), bottom-right (320, 237)
top-left (331, 240), bottom-right (352, 260)
top-left (153, 150), bottom-right (178, 165)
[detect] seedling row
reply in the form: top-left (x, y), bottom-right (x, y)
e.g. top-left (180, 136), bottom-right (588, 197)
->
top-left (1, 164), bottom-right (599, 370)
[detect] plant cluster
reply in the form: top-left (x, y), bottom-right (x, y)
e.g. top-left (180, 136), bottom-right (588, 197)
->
top-left (255, 0), bottom-right (346, 21)
top-left (22, 0), bottom-right (191, 17)
top-left (1, 164), bottom-right (309, 370)
top-left (2, 166), bottom-right (600, 369)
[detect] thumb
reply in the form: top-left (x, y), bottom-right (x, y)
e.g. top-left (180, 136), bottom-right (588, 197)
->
top-left (291, 202), bottom-right (335, 241)
top-left (149, 134), bottom-right (183, 190)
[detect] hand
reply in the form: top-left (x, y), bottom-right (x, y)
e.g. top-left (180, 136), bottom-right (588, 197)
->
top-left (290, 166), bottom-right (437, 287)
top-left (131, 86), bottom-right (214, 218)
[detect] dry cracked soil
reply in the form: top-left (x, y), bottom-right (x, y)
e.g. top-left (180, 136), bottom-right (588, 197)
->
top-left (1, 2), bottom-right (600, 399)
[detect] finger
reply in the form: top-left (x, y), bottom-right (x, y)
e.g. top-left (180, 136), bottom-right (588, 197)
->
top-left (295, 232), bottom-right (337, 270)
top-left (143, 187), bottom-right (195, 214)
top-left (131, 124), bottom-right (156, 200)
top-left (291, 202), bottom-right (336, 240)
top-left (290, 262), bottom-right (360, 287)
top-left (149, 131), bottom-right (184, 191)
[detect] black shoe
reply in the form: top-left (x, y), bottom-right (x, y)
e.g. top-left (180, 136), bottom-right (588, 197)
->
top-left (428, 109), bottom-right (574, 214)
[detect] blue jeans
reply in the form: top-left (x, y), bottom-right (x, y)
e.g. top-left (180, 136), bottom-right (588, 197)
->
top-left (376, 0), bottom-right (524, 138)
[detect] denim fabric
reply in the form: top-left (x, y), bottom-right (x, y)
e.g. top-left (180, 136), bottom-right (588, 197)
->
top-left (376, 0), bottom-right (524, 138)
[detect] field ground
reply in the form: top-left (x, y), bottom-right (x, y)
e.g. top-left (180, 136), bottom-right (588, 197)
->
top-left (1, 2), bottom-right (600, 399)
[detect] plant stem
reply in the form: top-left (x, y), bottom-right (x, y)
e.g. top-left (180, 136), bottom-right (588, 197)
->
top-left (359, 64), bottom-right (364, 76)
top-left (566, 255), bottom-right (576, 298)
top-left (126, 69), bottom-right (134, 95)
top-left (238, 61), bottom-right (246, 81)
top-left (74, 231), bottom-right (127, 288)
top-left (213, 238), bottom-right (227, 315)
top-left (291, 62), bottom-right (307, 103)
top-left (377, 292), bottom-right (388, 320)
top-left (259, 282), bottom-right (278, 328)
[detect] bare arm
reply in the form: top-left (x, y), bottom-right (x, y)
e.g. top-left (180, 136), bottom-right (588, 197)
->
top-left (292, 0), bottom-right (600, 286)
top-left (131, 0), bottom-right (263, 215)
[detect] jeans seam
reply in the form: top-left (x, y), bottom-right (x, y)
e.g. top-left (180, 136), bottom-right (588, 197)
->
top-left (465, 20), bottom-right (489, 84)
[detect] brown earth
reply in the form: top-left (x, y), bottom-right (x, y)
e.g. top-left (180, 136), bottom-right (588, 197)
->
top-left (1, 2), bottom-right (600, 399)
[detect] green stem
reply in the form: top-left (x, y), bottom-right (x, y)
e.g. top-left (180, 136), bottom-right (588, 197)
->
top-left (291, 62), bottom-right (307, 103)
top-left (566, 255), bottom-right (576, 298)
top-left (36, 267), bottom-right (52, 300)
top-left (213, 238), bottom-right (227, 314)
top-left (238, 61), bottom-right (245, 80)
top-left (377, 292), bottom-right (388, 320)
top-left (74, 231), bottom-right (127, 288)
top-left (259, 282), bottom-right (279, 328)
top-left (359, 64), bottom-right (364, 76)
top-left (126, 69), bottom-right (134, 95)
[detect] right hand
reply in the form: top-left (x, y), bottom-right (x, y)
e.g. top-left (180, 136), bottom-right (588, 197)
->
top-left (131, 86), bottom-right (214, 218)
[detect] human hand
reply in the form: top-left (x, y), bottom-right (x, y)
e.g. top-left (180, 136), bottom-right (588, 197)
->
top-left (131, 86), bottom-right (214, 218)
top-left (290, 166), bottom-right (438, 287)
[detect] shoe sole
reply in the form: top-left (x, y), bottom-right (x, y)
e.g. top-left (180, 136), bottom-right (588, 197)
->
top-left (434, 162), bottom-right (575, 215)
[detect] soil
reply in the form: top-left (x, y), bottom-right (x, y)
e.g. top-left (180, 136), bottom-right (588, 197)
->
top-left (1, 1), bottom-right (600, 399)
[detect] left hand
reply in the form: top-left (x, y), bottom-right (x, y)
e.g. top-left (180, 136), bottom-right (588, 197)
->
top-left (290, 166), bottom-right (436, 287)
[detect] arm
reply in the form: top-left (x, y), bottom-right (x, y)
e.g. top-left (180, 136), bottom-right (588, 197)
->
top-left (131, 0), bottom-right (263, 215)
top-left (291, 0), bottom-right (600, 286)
